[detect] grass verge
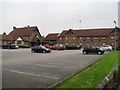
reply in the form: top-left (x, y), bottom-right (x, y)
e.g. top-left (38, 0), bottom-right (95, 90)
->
top-left (56, 51), bottom-right (119, 88)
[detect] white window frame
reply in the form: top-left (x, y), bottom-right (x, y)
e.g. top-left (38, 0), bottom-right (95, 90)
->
top-left (86, 43), bottom-right (90, 46)
top-left (79, 43), bottom-right (82, 45)
top-left (94, 37), bottom-right (98, 40)
top-left (94, 43), bottom-right (97, 46)
top-left (111, 42), bottom-right (114, 46)
top-left (72, 43), bottom-right (75, 46)
top-left (111, 36), bottom-right (114, 40)
top-left (66, 37), bottom-right (68, 40)
top-left (66, 43), bottom-right (68, 45)
top-left (79, 37), bottom-right (82, 40)
top-left (102, 37), bottom-right (106, 40)
top-left (60, 37), bottom-right (62, 40)
top-left (72, 37), bottom-right (75, 40)
top-left (102, 42), bottom-right (106, 45)
top-left (87, 37), bottom-right (90, 40)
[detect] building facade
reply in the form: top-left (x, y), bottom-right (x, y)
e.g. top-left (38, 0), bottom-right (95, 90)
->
top-left (2, 26), bottom-right (42, 46)
top-left (42, 33), bottom-right (59, 44)
top-left (57, 28), bottom-right (120, 48)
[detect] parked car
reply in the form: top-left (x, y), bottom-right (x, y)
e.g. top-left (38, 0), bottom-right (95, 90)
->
top-left (54, 44), bottom-right (65, 50)
top-left (116, 46), bottom-right (120, 50)
top-left (82, 45), bottom-right (104, 55)
top-left (43, 44), bottom-right (51, 48)
top-left (31, 46), bottom-right (51, 53)
top-left (100, 45), bottom-right (112, 51)
top-left (2, 44), bottom-right (19, 49)
top-left (49, 46), bottom-right (62, 50)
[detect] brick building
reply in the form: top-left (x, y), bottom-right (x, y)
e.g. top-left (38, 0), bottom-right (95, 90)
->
top-left (57, 28), bottom-right (120, 48)
top-left (2, 26), bottom-right (41, 46)
top-left (42, 33), bottom-right (59, 44)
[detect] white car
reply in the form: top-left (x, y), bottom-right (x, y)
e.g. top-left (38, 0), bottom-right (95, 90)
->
top-left (100, 45), bottom-right (112, 51)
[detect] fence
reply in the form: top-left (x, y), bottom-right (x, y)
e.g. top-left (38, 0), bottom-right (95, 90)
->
top-left (97, 64), bottom-right (120, 89)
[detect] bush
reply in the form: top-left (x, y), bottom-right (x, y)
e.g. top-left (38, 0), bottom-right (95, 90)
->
top-left (65, 46), bottom-right (81, 50)
top-left (17, 44), bottom-right (30, 48)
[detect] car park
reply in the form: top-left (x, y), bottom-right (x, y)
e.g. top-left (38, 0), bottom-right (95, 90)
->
top-left (99, 45), bottom-right (112, 51)
top-left (31, 46), bottom-right (51, 53)
top-left (2, 44), bottom-right (19, 49)
top-left (82, 45), bottom-right (104, 55)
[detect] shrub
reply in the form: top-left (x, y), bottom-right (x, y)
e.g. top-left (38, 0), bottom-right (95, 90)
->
top-left (17, 44), bottom-right (30, 48)
top-left (65, 46), bottom-right (80, 50)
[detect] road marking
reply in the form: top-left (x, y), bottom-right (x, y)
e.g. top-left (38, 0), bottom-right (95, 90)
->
top-left (34, 64), bottom-right (79, 70)
top-left (9, 70), bottom-right (59, 80)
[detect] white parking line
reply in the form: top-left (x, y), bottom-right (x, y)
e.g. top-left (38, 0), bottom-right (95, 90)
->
top-left (9, 70), bottom-right (59, 80)
top-left (33, 64), bottom-right (79, 70)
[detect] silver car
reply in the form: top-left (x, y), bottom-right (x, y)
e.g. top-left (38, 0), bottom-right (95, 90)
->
top-left (100, 45), bottom-right (112, 51)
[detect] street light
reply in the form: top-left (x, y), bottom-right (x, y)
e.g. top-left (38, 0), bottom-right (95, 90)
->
top-left (79, 20), bottom-right (82, 29)
top-left (113, 21), bottom-right (117, 51)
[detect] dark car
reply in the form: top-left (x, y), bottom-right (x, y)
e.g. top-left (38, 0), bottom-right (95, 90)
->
top-left (31, 46), bottom-right (51, 53)
top-left (2, 44), bottom-right (19, 49)
top-left (116, 46), bottom-right (120, 50)
top-left (82, 45), bottom-right (104, 55)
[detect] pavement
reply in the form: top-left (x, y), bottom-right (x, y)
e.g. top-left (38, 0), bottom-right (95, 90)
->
top-left (2, 49), bottom-right (108, 88)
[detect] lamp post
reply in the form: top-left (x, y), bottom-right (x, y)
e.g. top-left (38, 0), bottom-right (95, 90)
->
top-left (113, 21), bottom-right (117, 51)
top-left (79, 20), bottom-right (82, 29)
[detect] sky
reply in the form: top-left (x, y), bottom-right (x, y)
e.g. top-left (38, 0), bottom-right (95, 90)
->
top-left (0, 0), bottom-right (119, 36)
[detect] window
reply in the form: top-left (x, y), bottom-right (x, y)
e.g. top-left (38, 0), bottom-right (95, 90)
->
top-left (79, 43), bottom-right (82, 45)
top-left (66, 43), bottom-right (68, 45)
top-left (94, 43), bottom-right (97, 46)
top-left (87, 37), bottom-right (90, 40)
top-left (102, 37), bottom-right (106, 40)
top-left (102, 42), bottom-right (106, 45)
top-left (79, 37), bottom-right (82, 40)
top-left (111, 42), bottom-right (114, 46)
top-left (60, 38), bottom-right (62, 40)
top-left (111, 36), bottom-right (114, 40)
top-left (72, 37), bottom-right (75, 40)
top-left (86, 43), bottom-right (90, 46)
top-left (17, 41), bottom-right (22, 44)
top-left (66, 37), bottom-right (68, 40)
top-left (72, 43), bottom-right (75, 46)
top-left (94, 37), bottom-right (98, 40)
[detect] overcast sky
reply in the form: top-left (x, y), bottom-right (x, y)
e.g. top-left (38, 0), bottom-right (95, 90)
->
top-left (0, 0), bottom-right (119, 36)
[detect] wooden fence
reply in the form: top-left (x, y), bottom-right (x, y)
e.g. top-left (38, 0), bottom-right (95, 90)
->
top-left (97, 64), bottom-right (120, 89)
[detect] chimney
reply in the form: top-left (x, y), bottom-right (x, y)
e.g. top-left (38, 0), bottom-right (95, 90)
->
top-left (13, 26), bottom-right (16, 30)
top-left (27, 25), bottom-right (30, 28)
top-left (3, 32), bottom-right (6, 35)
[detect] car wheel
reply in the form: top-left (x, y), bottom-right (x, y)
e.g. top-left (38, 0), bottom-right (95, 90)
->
top-left (83, 51), bottom-right (87, 55)
top-left (107, 49), bottom-right (111, 52)
top-left (98, 51), bottom-right (102, 55)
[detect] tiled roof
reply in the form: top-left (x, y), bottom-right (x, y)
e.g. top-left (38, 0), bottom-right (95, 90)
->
top-left (2, 35), bottom-right (15, 41)
top-left (43, 33), bottom-right (59, 41)
top-left (2, 26), bottom-right (41, 42)
top-left (9, 26), bottom-right (41, 40)
top-left (58, 28), bottom-right (116, 37)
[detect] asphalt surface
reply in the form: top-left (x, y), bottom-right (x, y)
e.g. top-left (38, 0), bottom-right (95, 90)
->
top-left (2, 49), bottom-right (108, 88)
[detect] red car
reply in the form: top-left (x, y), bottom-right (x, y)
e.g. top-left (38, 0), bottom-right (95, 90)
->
top-left (43, 45), bottom-right (51, 48)
top-left (49, 46), bottom-right (61, 50)
top-left (43, 44), bottom-right (62, 50)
